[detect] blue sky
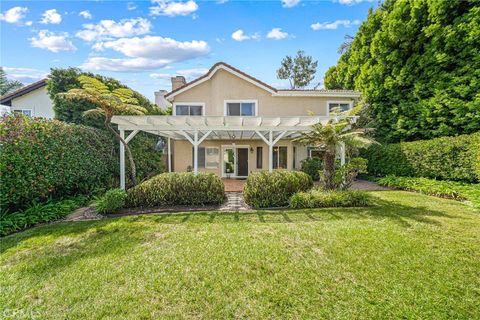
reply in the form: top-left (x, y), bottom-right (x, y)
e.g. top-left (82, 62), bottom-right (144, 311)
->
top-left (1, 0), bottom-right (376, 101)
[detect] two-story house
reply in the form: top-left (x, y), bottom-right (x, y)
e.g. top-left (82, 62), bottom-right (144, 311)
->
top-left (112, 62), bottom-right (360, 189)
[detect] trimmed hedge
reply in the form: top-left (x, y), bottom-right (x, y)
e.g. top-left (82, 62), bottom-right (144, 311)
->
top-left (126, 172), bottom-right (225, 207)
top-left (0, 114), bottom-right (117, 212)
top-left (361, 133), bottom-right (480, 182)
top-left (290, 190), bottom-right (372, 209)
top-left (376, 175), bottom-right (480, 208)
top-left (243, 171), bottom-right (313, 208)
top-left (300, 157), bottom-right (322, 181)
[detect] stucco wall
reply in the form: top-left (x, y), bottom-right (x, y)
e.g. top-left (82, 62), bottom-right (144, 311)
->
top-left (11, 86), bottom-right (54, 119)
top-left (171, 69), bottom-right (355, 116)
top-left (173, 139), bottom-right (308, 176)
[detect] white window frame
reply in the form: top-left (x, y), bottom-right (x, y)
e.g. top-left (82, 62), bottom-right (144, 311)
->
top-left (272, 145), bottom-right (288, 170)
top-left (13, 109), bottom-right (33, 117)
top-left (205, 147), bottom-right (220, 169)
top-left (173, 102), bottom-right (205, 116)
top-left (326, 100), bottom-right (353, 116)
top-left (224, 100), bottom-right (258, 116)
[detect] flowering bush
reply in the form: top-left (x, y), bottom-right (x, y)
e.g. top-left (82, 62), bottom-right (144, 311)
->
top-left (0, 114), bottom-right (117, 212)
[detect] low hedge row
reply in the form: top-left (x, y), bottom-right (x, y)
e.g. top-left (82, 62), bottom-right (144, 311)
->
top-left (361, 132), bottom-right (480, 182)
top-left (290, 189), bottom-right (372, 209)
top-left (243, 171), bottom-right (313, 208)
top-left (126, 172), bottom-right (225, 207)
top-left (376, 175), bottom-right (480, 208)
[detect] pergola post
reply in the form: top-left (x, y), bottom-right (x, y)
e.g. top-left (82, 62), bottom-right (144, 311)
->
top-left (193, 131), bottom-right (198, 174)
top-left (339, 142), bottom-right (346, 165)
top-left (120, 129), bottom-right (126, 190)
top-left (268, 131), bottom-right (273, 172)
top-left (167, 137), bottom-right (171, 173)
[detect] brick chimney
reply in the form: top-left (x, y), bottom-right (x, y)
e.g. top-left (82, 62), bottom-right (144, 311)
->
top-left (171, 76), bottom-right (186, 91)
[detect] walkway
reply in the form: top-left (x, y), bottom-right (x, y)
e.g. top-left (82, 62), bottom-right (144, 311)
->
top-left (223, 179), bottom-right (246, 192)
top-left (219, 192), bottom-right (251, 211)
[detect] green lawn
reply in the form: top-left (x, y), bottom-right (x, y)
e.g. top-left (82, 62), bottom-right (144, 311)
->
top-left (1, 191), bottom-right (479, 319)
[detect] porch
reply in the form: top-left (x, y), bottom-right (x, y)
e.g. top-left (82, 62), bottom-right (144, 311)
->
top-left (111, 115), bottom-right (358, 189)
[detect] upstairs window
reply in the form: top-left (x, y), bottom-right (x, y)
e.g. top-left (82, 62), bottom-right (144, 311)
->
top-left (225, 101), bottom-right (256, 116)
top-left (328, 101), bottom-right (352, 114)
top-left (175, 104), bottom-right (203, 116)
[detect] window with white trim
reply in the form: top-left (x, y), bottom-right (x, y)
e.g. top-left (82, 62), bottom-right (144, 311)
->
top-left (191, 147), bottom-right (219, 168)
top-left (175, 104), bottom-right (203, 116)
top-left (226, 102), bottom-right (256, 116)
top-left (273, 146), bottom-right (287, 169)
top-left (13, 109), bottom-right (32, 117)
top-left (328, 102), bottom-right (352, 114)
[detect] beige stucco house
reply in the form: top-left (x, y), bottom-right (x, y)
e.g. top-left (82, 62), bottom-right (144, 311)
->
top-left (112, 62), bottom-right (360, 189)
top-left (0, 79), bottom-right (54, 119)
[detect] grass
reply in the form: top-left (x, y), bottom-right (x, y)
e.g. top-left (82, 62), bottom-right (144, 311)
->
top-left (1, 191), bottom-right (479, 319)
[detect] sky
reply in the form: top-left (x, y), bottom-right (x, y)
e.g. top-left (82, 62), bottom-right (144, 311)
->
top-left (0, 0), bottom-right (377, 101)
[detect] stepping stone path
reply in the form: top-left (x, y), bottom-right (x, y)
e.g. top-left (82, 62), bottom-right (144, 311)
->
top-left (219, 192), bottom-right (251, 212)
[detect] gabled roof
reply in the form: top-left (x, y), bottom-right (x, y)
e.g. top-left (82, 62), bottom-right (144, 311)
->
top-left (164, 62), bottom-right (361, 100)
top-left (0, 79), bottom-right (48, 106)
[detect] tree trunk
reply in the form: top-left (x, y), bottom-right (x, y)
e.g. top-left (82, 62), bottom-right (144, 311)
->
top-left (105, 122), bottom-right (137, 187)
top-left (323, 151), bottom-right (336, 190)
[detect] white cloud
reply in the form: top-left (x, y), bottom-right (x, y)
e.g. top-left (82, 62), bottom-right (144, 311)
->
top-left (40, 9), bottom-right (62, 24)
top-left (231, 29), bottom-right (260, 41)
top-left (282, 0), bottom-right (300, 8)
top-left (81, 57), bottom-right (170, 72)
top-left (311, 19), bottom-right (360, 30)
top-left (150, 68), bottom-right (208, 80)
top-left (0, 6), bottom-right (28, 24)
top-left (3, 67), bottom-right (48, 83)
top-left (25, 21), bottom-right (33, 26)
top-left (150, 0), bottom-right (198, 17)
top-left (83, 36), bottom-right (210, 72)
top-left (267, 28), bottom-right (289, 40)
top-left (79, 10), bottom-right (92, 19)
top-left (127, 2), bottom-right (137, 10)
top-left (338, 0), bottom-right (374, 5)
top-left (76, 18), bottom-right (152, 41)
top-left (30, 30), bottom-right (77, 52)
top-left (93, 36), bottom-right (209, 59)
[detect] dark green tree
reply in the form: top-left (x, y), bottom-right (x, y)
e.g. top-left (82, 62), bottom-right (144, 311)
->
top-left (277, 50), bottom-right (318, 89)
top-left (0, 67), bottom-right (24, 96)
top-left (324, 0), bottom-right (480, 142)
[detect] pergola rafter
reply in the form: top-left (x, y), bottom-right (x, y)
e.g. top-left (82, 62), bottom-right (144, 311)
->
top-left (113, 115), bottom-right (358, 190)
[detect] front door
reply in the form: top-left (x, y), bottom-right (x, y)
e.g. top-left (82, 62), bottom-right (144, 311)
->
top-left (237, 148), bottom-right (249, 177)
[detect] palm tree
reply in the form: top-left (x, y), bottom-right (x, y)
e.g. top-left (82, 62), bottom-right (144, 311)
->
top-left (59, 75), bottom-right (147, 186)
top-left (294, 120), bottom-right (376, 189)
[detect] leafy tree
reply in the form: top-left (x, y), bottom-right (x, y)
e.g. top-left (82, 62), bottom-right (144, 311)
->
top-left (47, 67), bottom-right (162, 127)
top-left (294, 120), bottom-right (376, 190)
top-left (59, 76), bottom-right (147, 186)
top-left (0, 67), bottom-right (24, 96)
top-left (277, 50), bottom-right (318, 89)
top-left (324, 0), bottom-right (480, 142)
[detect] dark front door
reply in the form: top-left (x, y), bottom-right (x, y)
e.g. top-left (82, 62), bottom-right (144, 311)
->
top-left (237, 148), bottom-right (249, 177)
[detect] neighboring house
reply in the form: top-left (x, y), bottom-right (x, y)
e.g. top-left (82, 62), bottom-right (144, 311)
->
top-left (0, 79), bottom-right (54, 119)
top-left (112, 62), bottom-right (360, 187)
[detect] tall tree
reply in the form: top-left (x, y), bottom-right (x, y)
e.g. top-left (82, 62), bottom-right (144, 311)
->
top-left (294, 120), bottom-right (375, 190)
top-left (59, 76), bottom-right (147, 186)
top-left (277, 50), bottom-right (318, 89)
top-left (324, 0), bottom-right (480, 142)
top-left (0, 67), bottom-right (24, 96)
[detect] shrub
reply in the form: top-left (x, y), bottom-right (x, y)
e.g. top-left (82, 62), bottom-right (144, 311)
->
top-left (290, 189), bottom-right (372, 209)
top-left (94, 189), bottom-right (127, 214)
top-left (0, 114), bottom-right (117, 212)
top-left (328, 157), bottom-right (368, 190)
top-left (361, 133), bottom-right (480, 182)
top-left (243, 171), bottom-right (313, 208)
top-left (126, 172), bottom-right (225, 207)
top-left (0, 196), bottom-right (88, 237)
top-left (376, 175), bottom-right (480, 208)
top-left (300, 157), bottom-right (323, 181)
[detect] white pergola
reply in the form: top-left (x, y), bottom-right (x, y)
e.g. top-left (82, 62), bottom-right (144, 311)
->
top-left (112, 115), bottom-right (358, 189)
